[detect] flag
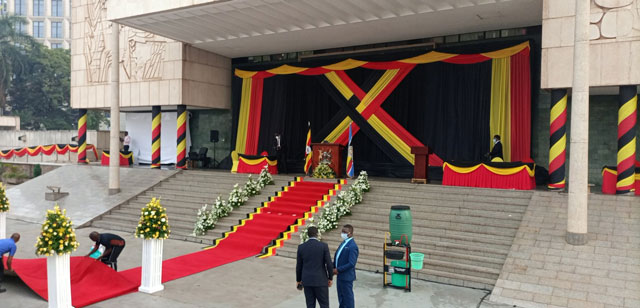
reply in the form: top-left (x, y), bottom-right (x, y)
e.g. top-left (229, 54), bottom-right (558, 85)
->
top-left (346, 123), bottom-right (354, 178)
top-left (304, 125), bottom-right (312, 174)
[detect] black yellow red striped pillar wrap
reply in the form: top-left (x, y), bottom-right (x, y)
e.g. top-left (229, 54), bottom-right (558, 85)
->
top-left (548, 89), bottom-right (568, 189)
top-left (151, 106), bottom-right (161, 169)
top-left (77, 109), bottom-right (87, 164)
top-left (616, 86), bottom-right (637, 194)
top-left (176, 105), bottom-right (187, 169)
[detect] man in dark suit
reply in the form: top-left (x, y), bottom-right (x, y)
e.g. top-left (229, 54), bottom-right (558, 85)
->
top-left (273, 133), bottom-right (288, 173)
top-left (333, 224), bottom-right (359, 308)
top-left (296, 226), bottom-right (333, 308)
top-left (488, 134), bottom-right (503, 161)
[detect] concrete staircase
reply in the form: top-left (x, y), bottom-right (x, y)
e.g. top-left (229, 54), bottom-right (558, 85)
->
top-left (90, 170), bottom-right (293, 244)
top-left (275, 180), bottom-right (533, 290)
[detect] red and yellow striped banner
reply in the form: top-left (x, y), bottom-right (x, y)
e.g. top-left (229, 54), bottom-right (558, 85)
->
top-left (176, 105), bottom-right (187, 169)
top-left (77, 109), bottom-right (87, 163)
top-left (548, 90), bottom-right (567, 189)
top-left (616, 86), bottom-right (637, 193)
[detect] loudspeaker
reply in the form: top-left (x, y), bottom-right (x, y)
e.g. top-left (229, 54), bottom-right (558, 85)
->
top-left (210, 130), bottom-right (219, 143)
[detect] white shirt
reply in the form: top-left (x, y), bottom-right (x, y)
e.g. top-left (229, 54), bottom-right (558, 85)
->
top-left (123, 135), bottom-right (131, 146)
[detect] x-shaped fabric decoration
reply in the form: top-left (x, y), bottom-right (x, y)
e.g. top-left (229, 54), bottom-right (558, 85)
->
top-left (321, 67), bottom-right (424, 165)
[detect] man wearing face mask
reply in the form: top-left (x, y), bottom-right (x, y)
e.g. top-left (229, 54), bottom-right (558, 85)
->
top-left (333, 224), bottom-right (359, 308)
top-left (488, 135), bottom-right (503, 162)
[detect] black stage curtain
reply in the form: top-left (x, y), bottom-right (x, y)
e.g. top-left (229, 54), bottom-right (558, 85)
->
top-left (246, 61), bottom-right (492, 178)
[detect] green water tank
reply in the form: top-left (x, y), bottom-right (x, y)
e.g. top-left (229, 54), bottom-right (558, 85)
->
top-left (389, 205), bottom-right (412, 245)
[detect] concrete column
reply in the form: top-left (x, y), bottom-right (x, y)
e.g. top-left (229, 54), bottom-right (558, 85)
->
top-left (108, 23), bottom-right (120, 195)
top-left (567, 0), bottom-right (590, 246)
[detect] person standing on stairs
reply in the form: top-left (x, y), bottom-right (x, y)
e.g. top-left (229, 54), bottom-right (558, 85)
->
top-left (296, 226), bottom-right (334, 308)
top-left (333, 224), bottom-right (359, 308)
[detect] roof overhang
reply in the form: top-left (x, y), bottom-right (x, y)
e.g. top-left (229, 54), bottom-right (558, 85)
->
top-left (110, 0), bottom-right (542, 58)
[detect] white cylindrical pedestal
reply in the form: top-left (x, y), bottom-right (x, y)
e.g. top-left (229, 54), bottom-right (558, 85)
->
top-left (139, 238), bottom-right (164, 294)
top-left (0, 211), bottom-right (6, 239)
top-left (46, 254), bottom-right (74, 308)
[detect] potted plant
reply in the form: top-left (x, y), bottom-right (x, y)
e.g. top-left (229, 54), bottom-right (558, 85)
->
top-left (35, 205), bottom-right (79, 308)
top-left (0, 182), bottom-right (8, 239)
top-left (135, 197), bottom-right (170, 293)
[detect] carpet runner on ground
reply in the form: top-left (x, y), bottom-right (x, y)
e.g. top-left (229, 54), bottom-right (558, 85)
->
top-left (8, 178), bottom-right (338, 307)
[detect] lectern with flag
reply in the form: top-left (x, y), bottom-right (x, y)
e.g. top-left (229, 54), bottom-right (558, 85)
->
top-left (304, 125), bottom-right (312, 174)
top-left (346, 123), bottom-right (354, 178)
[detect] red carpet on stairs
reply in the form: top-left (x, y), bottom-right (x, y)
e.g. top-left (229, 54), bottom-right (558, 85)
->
top-left (9, 179), bottom-right (337, 307)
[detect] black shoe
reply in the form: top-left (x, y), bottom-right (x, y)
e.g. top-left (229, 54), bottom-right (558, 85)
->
top-left (0, 288), bottom-right (6, 293)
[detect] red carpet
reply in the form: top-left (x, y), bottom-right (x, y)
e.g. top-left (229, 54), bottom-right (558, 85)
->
top-left (8, 179), bottom-right (336, 307)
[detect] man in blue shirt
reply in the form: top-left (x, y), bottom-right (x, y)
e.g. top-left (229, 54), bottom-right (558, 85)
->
top-left (333, 224), bottom-right (359, 308)
top-left (0, 233), bottom-right (20, 293)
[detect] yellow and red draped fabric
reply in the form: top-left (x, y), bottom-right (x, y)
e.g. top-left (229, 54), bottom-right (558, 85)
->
top-left (100, 150), bottom-right (134, 166)
top-left (0, 144), bottom-right (98, 160)
top-left (151, 106), bottom-right (161, 169)
top-left (234, 42), bottom-right (531, 164)
top-left (176, 106), bottom-right (188, 169)
top-left (442, 162), bottom-right (535, 190)
top-left (236, 154), bottom-right (278, 174)
top-left (77, 109), bottom-right (88, 163)
top-left (616, 87), bottom-right (637, 193)
top-left (601, 166), bottom-right (640, 195)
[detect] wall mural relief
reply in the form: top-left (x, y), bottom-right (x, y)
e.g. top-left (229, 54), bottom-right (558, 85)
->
top-left (84, 0), bottom-right (111, 83)
top-left (121, 27), bottom-right (168, 81)
top-left (590, 0), bottom-right (640, 39)
top-left (83, 0), bottom-right (169, 84)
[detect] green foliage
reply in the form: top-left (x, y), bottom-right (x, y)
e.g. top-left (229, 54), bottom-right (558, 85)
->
top-left (0, 182), bottom-right (9, 212)
top-left (33, 164), bottom-right (42, 177)
top-left (35, 205), bottom-right (79, 256)
top-left (2, 164), bottom-right (28, 179)
top-left (9, 47), bottom-right (74, 130)
top-left (86, 110), bottom-right (109, 130)
top-left (312, 162), bottom-right (335, 179)
top-left (1, 14), bottom-right (37, 113)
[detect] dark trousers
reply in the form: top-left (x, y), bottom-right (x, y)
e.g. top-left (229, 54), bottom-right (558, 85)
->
top-left (0, 256), bottom-right (4, 285)
top-left (303, 285), bottom-right (329, 308)
top-left (101, 244), bottom-right (125, 270)
top-left (337, 280), bottom-right (354, 308)
top-left (275, 150), bottom-right (287, 174)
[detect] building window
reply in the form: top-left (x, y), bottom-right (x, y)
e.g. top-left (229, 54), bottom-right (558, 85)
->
top-left (33, 0), bottom-right (44, 16)
top-left (51, 0), bottom-right (63, 17)
top-left (51, 21), bottom-right (62, 38)
top-left (33, 21), bottom-right (44, 38)
top-left (51, 43), bottom-right (63, 49)
top-left (15, 21), bottom-right (26, 33)
top-left (1, 0), bottom-right (7, 15)
top-left (15, 0), bottom-right (27, 15)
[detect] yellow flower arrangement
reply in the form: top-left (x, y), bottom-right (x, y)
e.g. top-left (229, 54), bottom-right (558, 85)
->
top-left (135, 197), bottom-right (170, 240)
top-left (35, 205), bottom-right (79, 256)
top-left (0, 182), bottom-right (9, 212)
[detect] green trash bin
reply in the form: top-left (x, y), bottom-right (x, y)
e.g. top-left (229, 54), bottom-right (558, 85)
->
top-left (390, 260), bottom-right (408, 287)
top-left (389, 205), bottom-right (412, 245)
top-left (410, 253), bottom-right (424, 270)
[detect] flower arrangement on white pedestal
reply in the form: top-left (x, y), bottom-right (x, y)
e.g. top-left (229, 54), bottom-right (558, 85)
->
top-left (35, 205), bottom-right (79, 308)
top-left (300, 171), bottom-right (370, 243)
top-left (135, 197), bottom-right (170, 240)
top-left (193, 167), bottom-right (274, 236)
top-left (0, 182), bottom-right (9, 239)
top-left (135, 197), bottom-right (169, 294)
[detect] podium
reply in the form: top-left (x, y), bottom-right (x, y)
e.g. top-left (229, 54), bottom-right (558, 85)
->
top-left (411, 146), bottom-right (430, 184)
top-left (311, 143), bottom-right (345, 178)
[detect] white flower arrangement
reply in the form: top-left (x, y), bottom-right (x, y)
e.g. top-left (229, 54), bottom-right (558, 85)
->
top-left (193, 171), bottom-right (274, 236)
top-left (300, 171), bottom-right (370, 243)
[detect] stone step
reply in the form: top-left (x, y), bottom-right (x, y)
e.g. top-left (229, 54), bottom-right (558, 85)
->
top-left (359, 197), bottom-right (527, 215)
top-left (368, 181), bottom-right (533, 197)
top-left (351, 203), bottom-right (523, 222)
top-left (345, 211), bottom-right (521, 230)
top-left (362, 193), bottom-right (530, 209)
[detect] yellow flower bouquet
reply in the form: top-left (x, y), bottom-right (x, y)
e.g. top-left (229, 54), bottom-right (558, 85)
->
top-left (35, 205), bottom-right (79, 256)
top-left (135, 197), bottom-right (170, 240)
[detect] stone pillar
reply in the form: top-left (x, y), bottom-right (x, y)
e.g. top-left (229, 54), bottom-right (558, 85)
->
top-left (176, 105), bottom-right (187, 169)
top-left (548, 89), bottom-right (568, 190)
top-left (46, 254), bottom-right (73, 308)
top-left (151, 106), bottom-right (161, 169)
top-left (139, 238), bottom-right (164, 294)
top-left (77, 109), bottom-right (87, 164)
top-left (616, 86), bottom-right (637, 194)
top-left (108, 23), bottom-right (120, 195)
top-left (567, 0), bottom-right (590, 246)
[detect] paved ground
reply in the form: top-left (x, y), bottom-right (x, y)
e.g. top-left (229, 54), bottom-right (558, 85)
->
top-left (1, 218), bottom-right (503, 308)
top-left (6, 165), bottom-right (176, 226)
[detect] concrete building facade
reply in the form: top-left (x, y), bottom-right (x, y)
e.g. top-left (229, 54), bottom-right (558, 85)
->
top-left (0, 0), bottom-right (71, 49)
